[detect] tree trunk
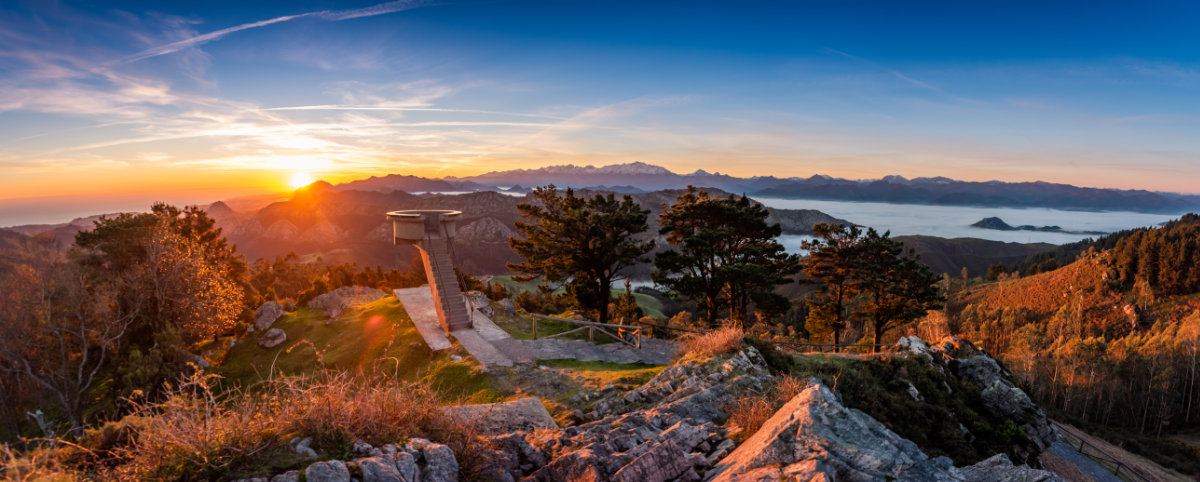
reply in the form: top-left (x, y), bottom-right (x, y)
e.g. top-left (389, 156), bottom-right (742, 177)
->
top-left (597, 277), bottom-right (612, 325)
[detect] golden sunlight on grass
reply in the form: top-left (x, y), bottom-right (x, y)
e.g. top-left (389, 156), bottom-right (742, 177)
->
top-left (288, 171), bottom-right (315, 189)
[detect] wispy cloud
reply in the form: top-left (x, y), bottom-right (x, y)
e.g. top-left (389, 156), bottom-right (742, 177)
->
top-left (115, 0), bottom-right (436, 65)
top-left (824, 48), bottom-right (978, 104)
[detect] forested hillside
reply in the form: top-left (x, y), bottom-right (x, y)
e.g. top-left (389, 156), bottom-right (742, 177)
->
top-left (943, 213), bottom-right (1200, 472)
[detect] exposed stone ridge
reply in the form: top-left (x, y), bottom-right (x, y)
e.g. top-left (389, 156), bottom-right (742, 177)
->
top-left (488, 347), bottom-right (774, 482)
top-left (914, 335), bottom-right (1059, 464)
top-left (706, 378), bottom-right (1061, 481)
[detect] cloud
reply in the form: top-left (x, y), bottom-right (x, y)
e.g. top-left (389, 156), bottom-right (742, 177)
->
top-left (115, 0), bottom-right (436, 65)
top-left (823, 48), bottom-right (978, 104)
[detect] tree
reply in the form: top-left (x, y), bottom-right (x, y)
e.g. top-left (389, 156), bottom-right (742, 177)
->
top-left (0, 254), bottom-right (137, 432)
top-left (801, 223), bottom-right (863, 350)
top-left (509, 186), bottom-right (653, 325)
top-left (654, 187), bottom-right (800, 325)
top-left (854, 229), bottom-right (944, 352)
top-left (71, 203), bottom-right (247, 399)
top-left (985, 263), bottom-right (1006, 281)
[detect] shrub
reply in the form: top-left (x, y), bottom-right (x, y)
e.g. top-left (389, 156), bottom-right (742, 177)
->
top-left (677, 325), bottom-right (745, 359)
top-left (724, 375), bottom-right (806, 442)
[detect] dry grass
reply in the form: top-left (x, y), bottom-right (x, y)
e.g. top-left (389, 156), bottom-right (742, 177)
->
top-left (677, 325), bottom-right (745, 360)
top-left (1, 443), bottom-right (82, 481)
top-left (75, 371), bottom-right (491, 481)
top-left (724, 374), bottom-right (807, 442)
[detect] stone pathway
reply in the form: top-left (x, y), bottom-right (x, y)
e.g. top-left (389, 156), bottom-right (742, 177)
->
top-left (393, 287), bottom-right (451, 351)
top-left (520, 337), bottom-right (677, 365)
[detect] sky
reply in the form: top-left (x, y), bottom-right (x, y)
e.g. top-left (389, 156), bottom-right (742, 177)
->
top-left (1, 0), bottom-right (1199, 224)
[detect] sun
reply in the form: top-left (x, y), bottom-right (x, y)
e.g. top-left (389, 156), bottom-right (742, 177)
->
top-left (288, 171), bottom-right (315, 190)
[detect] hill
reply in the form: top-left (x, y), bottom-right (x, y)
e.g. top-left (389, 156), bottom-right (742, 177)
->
top-left (436, 162), bottom-right (1200, 213)
top-left (894, 235), bottom-right (1055, 277)
top-left (944, 250), bottom-right (1200, 474)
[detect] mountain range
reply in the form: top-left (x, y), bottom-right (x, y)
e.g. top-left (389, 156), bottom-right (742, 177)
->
top-left (334, 162), bottom-right (1200, 214)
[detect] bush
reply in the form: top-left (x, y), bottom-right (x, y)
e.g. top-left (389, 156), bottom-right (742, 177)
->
top-left (724, 375), bottom-right (806, 442)
top-left (677, 325), bottom-right (745, 359)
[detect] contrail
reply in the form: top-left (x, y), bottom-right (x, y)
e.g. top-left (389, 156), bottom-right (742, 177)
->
top-left (116, 0), bottom-right (435, 65)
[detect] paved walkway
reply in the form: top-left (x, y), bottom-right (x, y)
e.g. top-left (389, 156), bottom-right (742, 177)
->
top-left (393, 287), bottom-right (451, 351)
top-left (520, 337), bottom-right (677, 365)
top-left (396, 287), bottom-right (676, 366)
top-left (1048, 441), bottom-right (1123, 482)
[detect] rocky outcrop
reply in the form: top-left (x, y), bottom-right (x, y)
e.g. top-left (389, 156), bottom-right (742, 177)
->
top-left (307, 286), bottom-right (387, 319)
top-left (233, 337), bottom-right (1060, 481)
top-left (258, 328), bottom-right (287, 348)
top-left (252, 301), bottom-right (284, 332)
top-left (707, 379), bottom-right (1061, 481)
top-left (457, 217), bottom-right (519, 244)
top-left (483, 348), bottom-right (773, 482)
top-left (928, 336), bottom-right (1058, 464)
top-left (441, 397), bottom-right (557, 435)
top-left (241, 438), bottom-right (460, 482)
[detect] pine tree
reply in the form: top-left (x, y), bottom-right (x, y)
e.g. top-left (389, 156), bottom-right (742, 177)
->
top-left (509, 186), bottom-right (653, 325)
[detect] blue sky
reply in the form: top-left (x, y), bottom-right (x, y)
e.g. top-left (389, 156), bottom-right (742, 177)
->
top-left (1, 0), bottom-right (1199, 209)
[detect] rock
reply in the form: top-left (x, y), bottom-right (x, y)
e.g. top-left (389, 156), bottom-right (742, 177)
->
top-left (958, 453), bottom-right (1061, 481)
top-left (258, 328), bottom-right (287, 349)
top-left (307, 285), bottom-right (388, 319)
top-left (895, 335), bottom-right (929, 357)
top-left (941, 337), bottom-right (1057, 463)
top-left (421, 443), bottom-right (459, 482)
top-left (395, 451), bottom-right (421, 481)
top-left (612, 439), bottom-right (693, 482)
top-left (254, 301), bottom-right (285, 331)
top-left (707, 379), bottom-right (957, 481)
top-left (304, 460), bottom-right (350, 482)
top-left (293, 437), bottom-right (318, 458)
top-left (707, 378), bottom-right (1060, 481)
top-left (441, 397), bottom-right (558, 435)
top-left (353, 439), bottom-right (374, 454)
top-left (656, 421), bottom-right (706, 452)
top-left (270, 471), bottom-right (300, 482)
top-left (358, 454), bottom-right (404, 482)
top-left (466, 291), bottom-right (494, 318)
top-left (906, 383), bottom-right (922, 402)
top-left (499, 298), bottom-right (515, 314)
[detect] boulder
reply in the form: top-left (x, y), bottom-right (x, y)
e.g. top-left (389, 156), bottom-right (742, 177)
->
top-left (269, 472), bottom-right (299, 482)
top-left (258, 328), bottom-right (287, 349)
top-left (421, 443), bottom-right (459, 482)
top-left (304, 460), bottom-right (349, 482)
top-left (308, 286), bottom-right (387, 319)
top-left (612, 439), bottom-right (693, 482)
top-left (707, 379), bottom-right (956, 481)
top-left (958, 453), bottom-right (1060, 481)
top-left (466, 291), bottom-right (494, 318)
top-left (499, 298), bottom-right (515, 314)
top-left (441, 397), bottom-right (557, 435)
top-left (254, 301), bottom-right (284, 331)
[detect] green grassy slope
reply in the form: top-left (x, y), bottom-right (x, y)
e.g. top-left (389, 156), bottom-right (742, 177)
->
top-left (216, 297), bottom-right (500, 402)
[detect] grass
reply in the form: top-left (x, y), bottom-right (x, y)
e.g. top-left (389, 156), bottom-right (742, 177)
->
top-left (489, 275), bottom-right (666, 319)
top-left (215, 296), bottom-right (500, 402)
top-left (724, 375), bottom-right (806, 442)
top-left (536, 359), bottom-right (665, 390)
top-left (677, 325), bottom-right (745, 360)
top-left (67, 372), bottom-right (494, 481)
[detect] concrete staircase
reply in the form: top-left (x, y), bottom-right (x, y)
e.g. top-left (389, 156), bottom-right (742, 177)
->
top-left (421, 236), bottom-right (471, 332)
